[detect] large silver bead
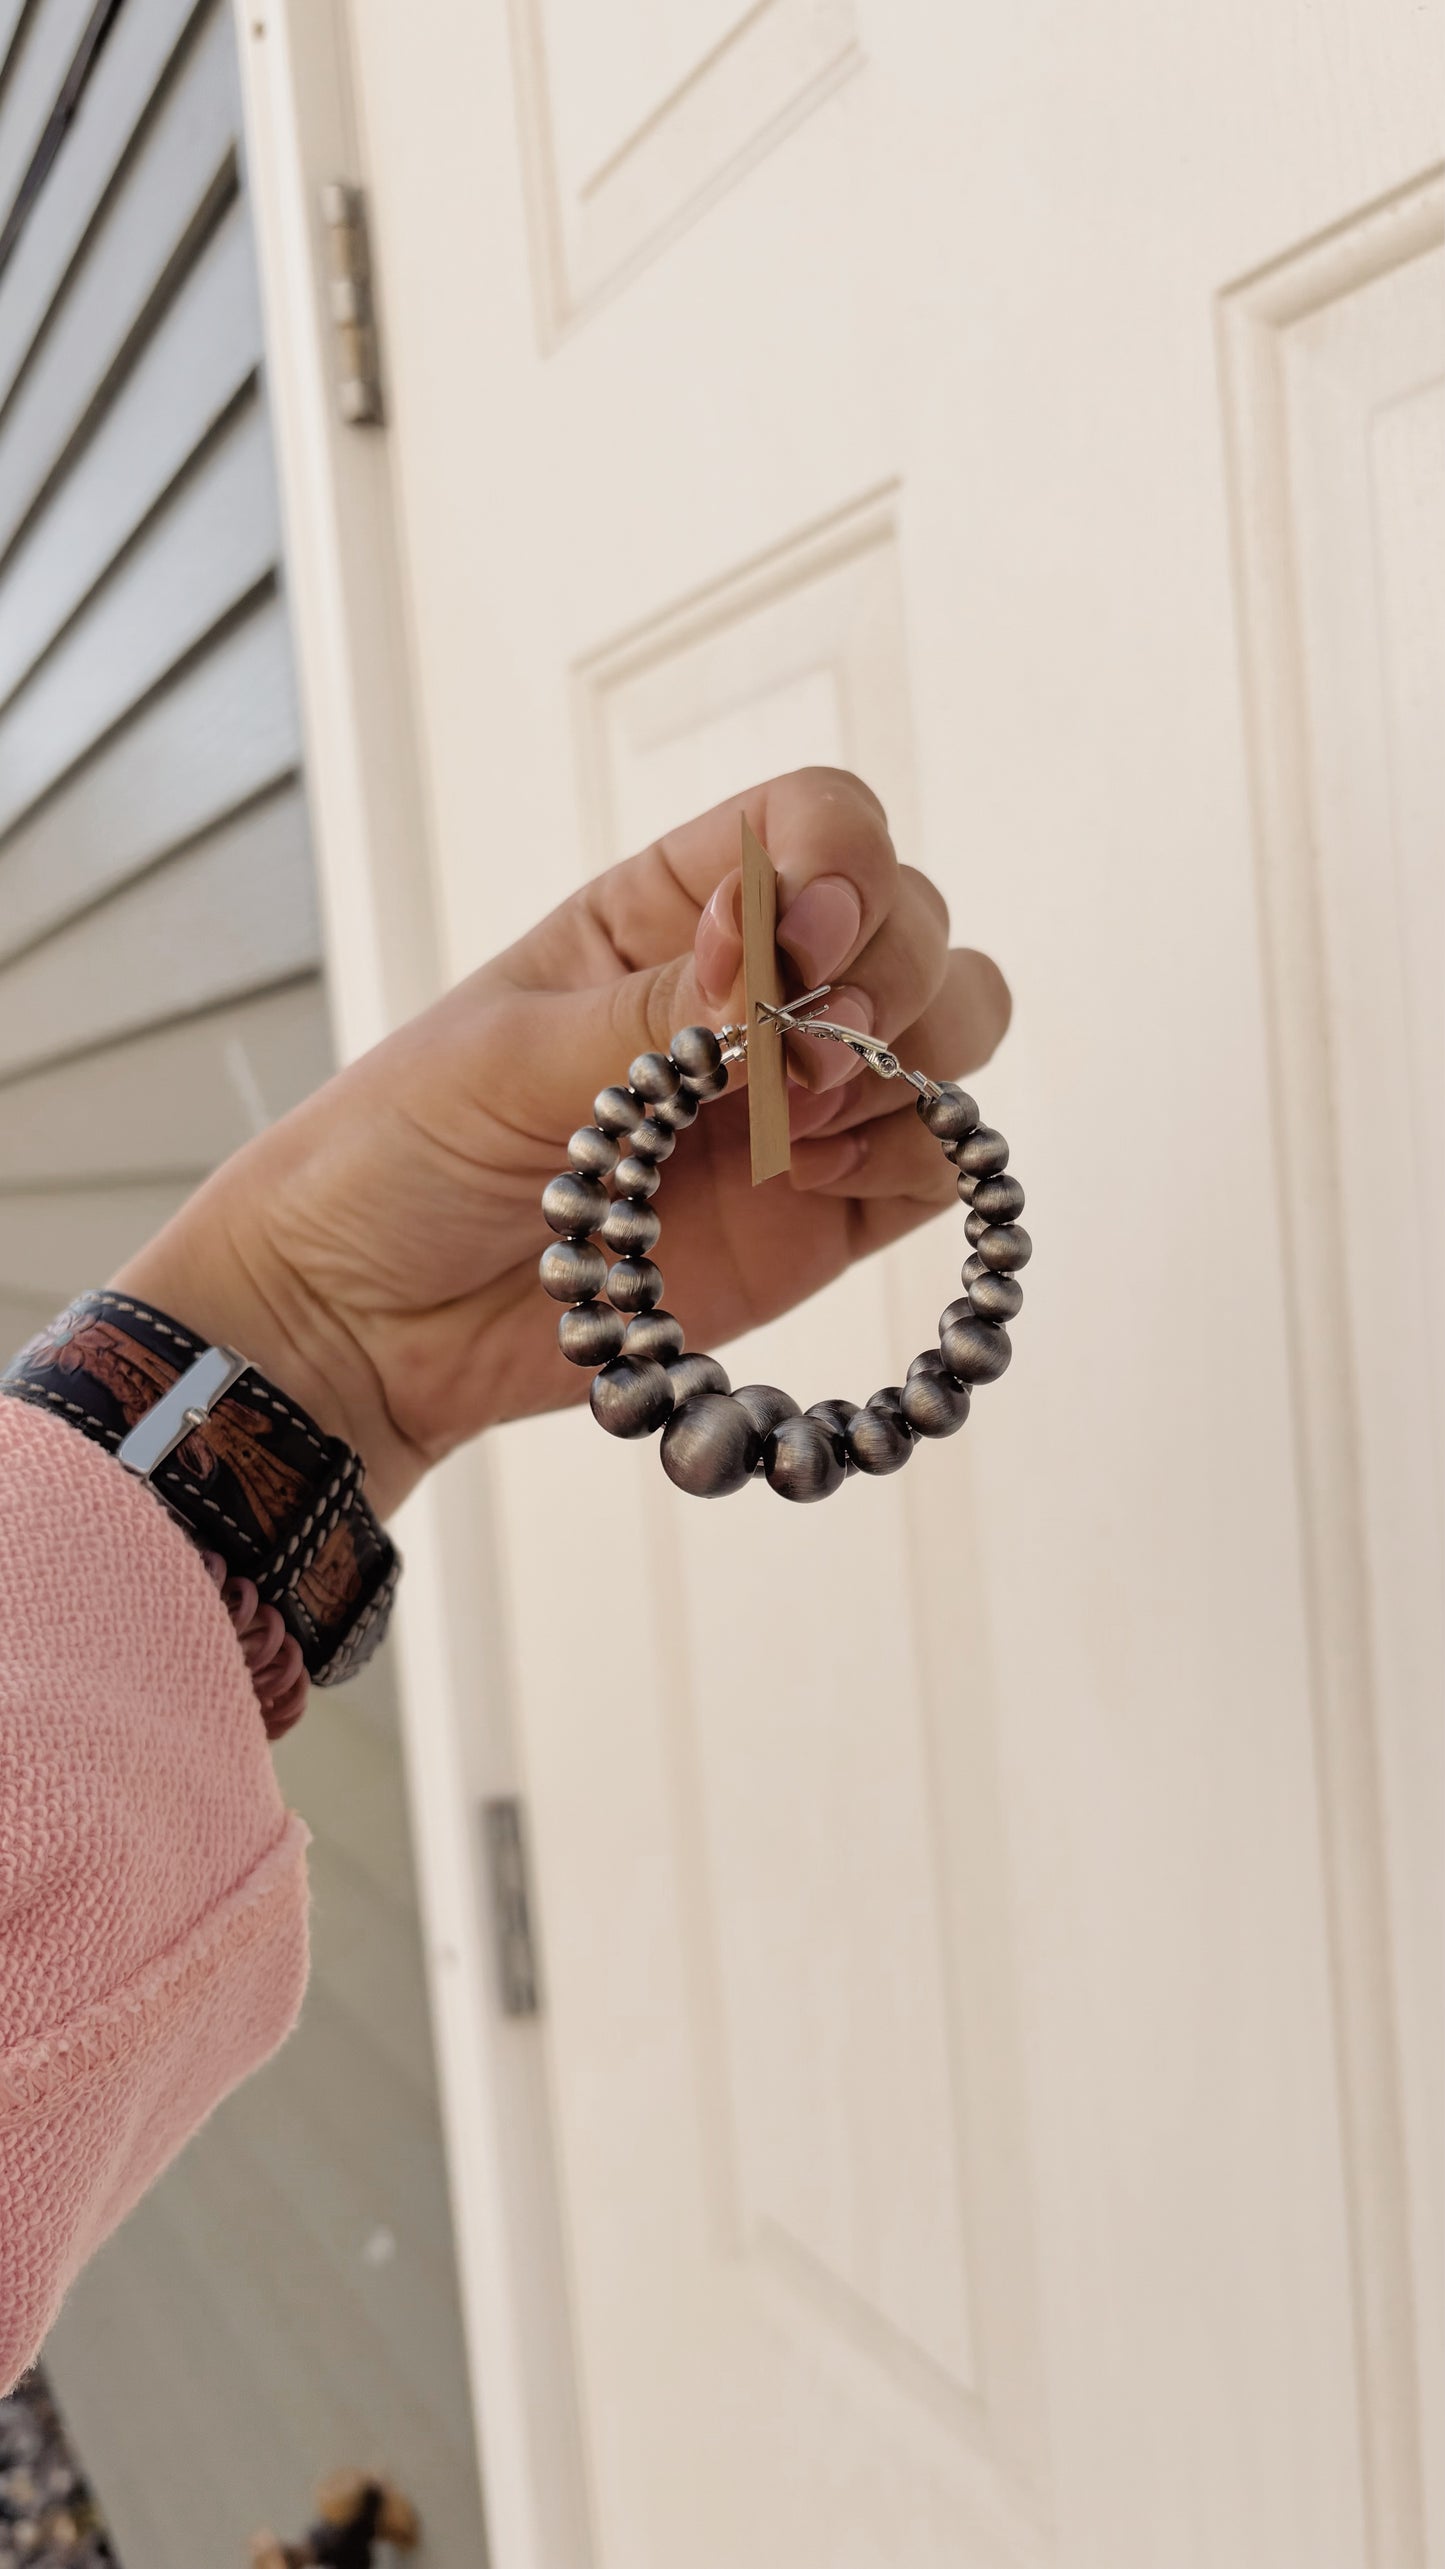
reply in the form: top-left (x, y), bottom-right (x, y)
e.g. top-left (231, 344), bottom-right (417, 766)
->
top-left (539, 1239), bottom-right (607, 1302)
top-left (971, 1173), bottom-right (1025, 1223)
top-left (600, 1198), bottom-right (662, 1257)
top-left (629, 1050), bottom-right (681, 1103)
top-left (906, 1346), bottom-right (946, 1379)
top-left (939, 1312), bottom-right (1012, 1382)
top-left (961, 1252), bottom-right (988, 1287)
top-left (623, 1308), bottom-right (685, 1361)
top-left (651, 1086), bottom-right (699, 1132)
top-left (763, 1413), bottom-right (846, 1502)
top-left (682, 1062), bottom-right (730, 1102)
top-left (613, 1153), bottom-right (660, 1198)
top-left (957, 1124), bottom-right (1009, 1177)
top-left (567, 1125), bottom-right (619, 1177)
top-left (806, 1398), bottom-right (860, 1474)
top-left (976, 1222), bottom-right (1032, 1273)
top-left (731, 1383), bottom-right (801, 1442)
top-left (594, 1084), bottom-right (646, 1135)
top-left (606, 1256), bottom-right (664, 1312)
top-left (918, 1081), bottom-right (979, 1141)
top-left (664, 1351), bottom-right (731, 1403)
top-left (867, 1384), bottom-right (911, 1423)
top-left (624, 1116), bottom-right (676, 1164)
top-left (557, 1303), bottom-right (625, 1366)
top-left (669, 1025), bottom-right (722, 1080)
top-left (847, 1404), bottom-right (914, 1475)
top-left (660, 1392), bottom-right (760, 1496)
top-left (901, 1370), bottom-right (971, 1437)
top-left (964, 1207), bottom-right (990, 1247)
top-left (969, 1269), bottom-right (1023, 1321)
top-left (542, 1171), bottom-right (609, 1235)
top-left (955, 1168), bottom-right (979, 1204)
top-left (589, 1354), bottom-right (675, 1438)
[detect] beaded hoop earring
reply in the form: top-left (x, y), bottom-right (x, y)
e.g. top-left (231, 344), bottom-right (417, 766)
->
top-left (537, 987), bottom-right (1030, 1502)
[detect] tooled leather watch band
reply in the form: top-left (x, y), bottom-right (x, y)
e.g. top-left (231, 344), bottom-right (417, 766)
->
top-left (1, 1289), bottom-right (399, 1686)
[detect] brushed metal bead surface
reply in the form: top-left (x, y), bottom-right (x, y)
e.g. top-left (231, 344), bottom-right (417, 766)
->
top-left (961, 1252), bottom-right (988, 1287)
top-left (918, 1081), bottom-right (980, 1141)
top-left (964, 1208), bottom-right (990, 1247)
top-left (629, 1049), bottom-right (681, 1103)
top-left (971, 1173), bottom-right (1025, 1223)
top-left (867, 1384), bottom-right (908, 1419)
top-left (542, 1171), bottom-right (609, 1236)
top-left (669, 1024), bottom-right (723, 1079)
top-left (593, 1085), bottom-right (646, 1135)
top-left (567, 1125), bottom-right (620, 1177)
top-left (651, 1087), bottom-right (699, 1132)
top-left (600, 1198), bottom-right (662, 1257)
top-left (557, 1303), bottom-right (626, 1366)
top-left (955, 1169), bottom-right (979, 1204)
top-left (623, 1308), bottom-right (685, 1361)
top-left (681, 1062), bottom-right (730, 1101)
top-left (764, 1413), bottom-right (846, 1502)
top-left (589, 1354), bottom-right (675, 1438)
top-left (846, 1404), bottom-right (914, 1475)
top-left (907, 1347), bottom-right (946, 1379)
top-left (939, 1312), bottom-right (1012, 1382)
top-left (660, 1392), bottom-right (760, 1496)
top-left (900, 1370), bottom-right (972, 1437)
top-left (938, 1297), bottom-right (974, 1336)
top-left (624, 1116), bottom-right (676, 1164)
top-left (612, 1153), bottom-right (660, 1198)
top-left (968, 1269), bottom-right (1023, 1321)
top-left (539, 1239), bottom-right (607, 1302)
top-left (606, 1255), bottom-right (664, 1312)
top-left (957, 1124), bottom-right (1009, 1177)
top-left (664, 1351), bottom-right (731, 1403)
top-left (976, 1222), bottom-right (1032, 1273)
top-left (805, 1397), bottom-right (859, 1475)
top-left (731, 1383), bottom-right (802, 1444)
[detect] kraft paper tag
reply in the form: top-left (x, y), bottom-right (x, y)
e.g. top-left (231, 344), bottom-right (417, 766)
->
top-left (739, 817), bottom-right (791, 1185)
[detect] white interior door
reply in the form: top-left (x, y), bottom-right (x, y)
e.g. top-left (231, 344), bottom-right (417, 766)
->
top-left (239, 3), bottom-right (1444, 2563)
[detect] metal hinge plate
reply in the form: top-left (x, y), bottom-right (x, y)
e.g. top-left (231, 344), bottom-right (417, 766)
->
top-left (319, 180), bottom-right (383, 426)
top-left (482, 1798), bottom-right (542, 2017)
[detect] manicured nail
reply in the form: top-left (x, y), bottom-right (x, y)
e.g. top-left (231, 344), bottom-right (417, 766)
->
top-left (777, 876), bottom-right (862, 986)
top-left (800, 986), bottom-right (872, 1089)
top-left (695, 872), bottom-right (742, 1003)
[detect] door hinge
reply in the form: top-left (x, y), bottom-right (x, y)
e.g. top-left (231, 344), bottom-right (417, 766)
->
top-left (482, 1797), bottom-right (542, 2017)
top-left (319, 180), bottom-right (383, 426)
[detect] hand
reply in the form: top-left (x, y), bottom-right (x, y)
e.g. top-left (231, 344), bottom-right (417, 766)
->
top-left (115, 769), bottom-right (1010, 1515)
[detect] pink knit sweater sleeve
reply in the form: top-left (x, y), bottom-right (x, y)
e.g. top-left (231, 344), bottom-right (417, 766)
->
top-left (0, 1397), bottom-right (310, 2388)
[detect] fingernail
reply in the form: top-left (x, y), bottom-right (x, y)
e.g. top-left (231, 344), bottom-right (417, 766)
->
top-left (777, 876), bottom-right (862, 985)
top-left (695, 872), bottom-right (742, 1003)
top-left (801, 987), bottom-right (872, 1089)
top-left (791, 1129), bottom-right (868, 1191)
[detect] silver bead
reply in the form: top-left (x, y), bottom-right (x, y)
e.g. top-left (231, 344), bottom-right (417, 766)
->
top-left (613, 1153), bottom-right (660, 1198)
top-left (964, 1207), bottom-right (990, 1247)
top-left (589, 1355), bottom-right (675, 1438)
top-left (629, 1050), bottom-right (681, 1103)
top-left (664, 1351), bottom-right (731, 1403)
top-left (955, 1169), bottom-right (979, 1204)
top-left (600, 1198), bottom-right (661, 1257)
top-left (906, 1347), bottom-right (946, 1379)
top-left (660, 1392), bottom-right (760, 1496)
top-left (682, 1063), bottom-right (730, 1102)
top-left (846, 1404), bottom-right (914, 1475)
top-left (918, 1082), bottom-right (979, 1141)
top-left (539, 1239), bottom-right (607, 1301)
top-left (957, 1125), bottom-right (1008, 1177)
top-left (651, 1087), bottom-right (699, 1132)
top-left (939, 1296), bottom-right (973, 1336)
top-left (901, 1370), bottom-right (971, 1437)
top-left (867, 1384), bottom-right (911, 1422)
top-left (624, 1116), bottom-right (676, 1164)
top-left (542, 1171), bottom-right (609, 1235)
top-left (969, 1269), bottom-right (1023, 1321)
top-left (594, 1085), bottom-right (646, 1135)
top-left (606, 1256), bottom-right (664, 1312)
top-left (732, 1383), bottom-right (801, 1442)
top-left (804, 1399), bottom-right (858, 1476)
top-left (961, 1252), bottom-right (988, 1287)
top-left (568, 1125), bottom-right (620, 1177)
top-left (623, 1308), bottom-right (685, 1360)
top-left (938, 1312), bottom-right (1012, 1382)
top-left (557, 1303), bottom-right (625, 1366)
top-left (669, 1025), bottom-right (722, 1080)
top-left (976, 1222), bottom-right (1032, 1273)
top-left (763, 1414), bottom-right (846, 1502)
top-left (971, 1173), bottom-right (1025, 1223)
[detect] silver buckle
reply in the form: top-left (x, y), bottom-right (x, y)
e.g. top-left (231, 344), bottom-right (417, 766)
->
top-left (116, 1343), bottom-right (251, 1479)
